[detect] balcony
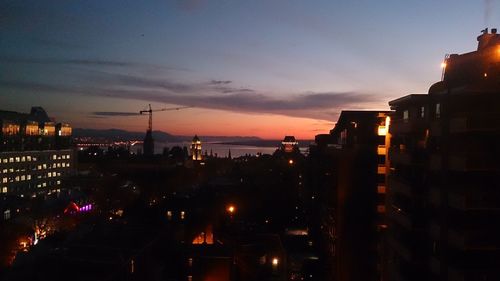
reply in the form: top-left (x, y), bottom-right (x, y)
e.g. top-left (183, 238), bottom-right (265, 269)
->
top-left (389, 150), bottom-right (412, 165)
top-left (388, 204), bottom-right (412, 230)
top-left (449, 155), bottom-right (498, 172)
top-left (390, 119), bottom-right (427, 134)
top-left (388, 179), bottom-right (412, 196)
top-left (448, 189), bottom-right (500, 211)
top-left (448, 228), bottom-right (500, 251)
top-left (450, 113), bottom-right (500, 134)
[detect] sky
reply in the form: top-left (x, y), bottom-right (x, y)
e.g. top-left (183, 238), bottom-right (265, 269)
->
top-left (1, 0), bottom-right (499, 139)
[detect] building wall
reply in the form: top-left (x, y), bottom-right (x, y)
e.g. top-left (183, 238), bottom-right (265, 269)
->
top-left (0, 149), bottom-right (75, 197)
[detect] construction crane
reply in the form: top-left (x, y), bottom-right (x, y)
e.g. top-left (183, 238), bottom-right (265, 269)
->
top-left (139, 104), bottom-right (191, 156)
top-left (140, 104), bottom-right (191, 132)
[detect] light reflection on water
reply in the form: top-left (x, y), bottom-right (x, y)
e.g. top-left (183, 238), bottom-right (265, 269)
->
top-left (154, 142), bottom-right (279, 158)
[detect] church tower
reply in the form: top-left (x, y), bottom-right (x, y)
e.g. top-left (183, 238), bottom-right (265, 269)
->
top-left (191, 135), bottom-right (202, 161)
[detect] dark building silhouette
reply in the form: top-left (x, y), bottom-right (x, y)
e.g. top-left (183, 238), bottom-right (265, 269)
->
top-left (386, 28), bottom-right (500, 281)
top-left (143, 129), bottom-right (154, 156)
top-left (309, 111), bottom-right (390, 281)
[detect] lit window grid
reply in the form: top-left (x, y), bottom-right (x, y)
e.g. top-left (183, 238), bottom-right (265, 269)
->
top-left (0, 150), bottom-right (74, 195)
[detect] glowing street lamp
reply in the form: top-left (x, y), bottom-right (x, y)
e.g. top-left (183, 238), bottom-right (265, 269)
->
top-left (227, 205), bottom-right (235, 214)
top-left (288, 159), bottom-right (294, 165)
top-left (272, 257), bottom-right (279, 266)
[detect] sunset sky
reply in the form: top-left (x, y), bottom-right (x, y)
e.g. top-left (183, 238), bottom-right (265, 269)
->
top-left (1, 0), bottom-right (499, 139)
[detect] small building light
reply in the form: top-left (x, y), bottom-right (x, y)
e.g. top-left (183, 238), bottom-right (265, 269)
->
top-left (272, 257), bottom-right (279, 266)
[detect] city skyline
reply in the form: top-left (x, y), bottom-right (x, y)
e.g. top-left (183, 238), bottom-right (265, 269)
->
top-left (1, 0), bottom-right (499, 139)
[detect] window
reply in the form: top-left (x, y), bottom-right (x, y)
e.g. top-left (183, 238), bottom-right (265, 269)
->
top-left (403, 110), bottom-right (409, 122)
top-left (2, 187), bottom-right (7, 193)
top-left (26, 156), bottom-right (31, 161)
top-left (2, 159), bottom-right (7, 163)
top-left (15, 157), bottom-right (20, 162)
top-left (52, 155), bottom-right (57, 160)
top-left (9, 158), bottom-right (13, 163)
top-left (2, 178), bottom-right (7, 183)
top-left (420, 106), bottom-right (425, 118)
top-left (27, 175), bottom-right (31, 180)
top-left (435, 103), bottom-right (441, 118)
top-left (21, 156), bottom-right (25, 162)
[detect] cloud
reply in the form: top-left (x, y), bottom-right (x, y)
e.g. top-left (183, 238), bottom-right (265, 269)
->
top-left (92, 111), bottom-right (141, 117)
top-left (210, 80), bottom-right (232, 85)
top-left (1, 70), bottom-right (383, 121)
top-left (1, 56), bottom-right (149, 68)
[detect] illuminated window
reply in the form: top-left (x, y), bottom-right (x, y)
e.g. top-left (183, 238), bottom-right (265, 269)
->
top-left (56, 180), bottom-right (61, 185)
top-left (2, 159), bottom-right (7, 163)
top-left (52, 163), bottom-right (57, 168)
top-left (15, 176), bottom-right (19, 182)
top-left (403, 110), bottom-right (409, 122)
top-left (67, 155), bottom-right (70, 159)
top-left (27, 175), bottom-right (31, 180)
top-left (2, 187), bottom-right (7, 193)
top-left (42, 182), bottom-right (46, 187)
top-left (32, 157), bottom-right (37, 161)
top-left (42, 164), bottom-right (47, 169)
top-left (20, 175), bottom-right (25, 181)
top-left (52, 155), bottom-right (57, 160)
top-left (2, 169), bottom-right (7, 173)
top-left (62, 155), bottom-right (66, 159)
top-left (67, 163), bottom-right (70, 167)
top-left (377, 185), bottom-right (386, 194)
top-left (377, 125), bottom-right (387, 136)
top-left (377, 205), bottom-right (386, 213)
top-left (181, 211), bottom-right (186, 220)
top-left (15, 157), bottom-right (20, 162)
top-left (48, 172), bottom-right (52, 178)
top-left (57, 163), bottom-right (61, 168)
top-left (62, 163), bottom-right (66, 168)
top-left (37, 165), bottom-right (42, 170)
top-left (9, 158), bottom-right (14, 163)
top-left (26, 156), bottom-right (31, 161)
top-left (420, 106), bottom-right (425, 118)
top-left (2, 178), bottom-right (7, 183)
top-left (435, 103), bottom-right (441, 118)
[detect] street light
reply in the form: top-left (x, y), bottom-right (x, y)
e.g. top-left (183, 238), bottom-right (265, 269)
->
top-left (227, 205), bottom-right (235, 214)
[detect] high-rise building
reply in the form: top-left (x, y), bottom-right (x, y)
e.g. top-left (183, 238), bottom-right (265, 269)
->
top-left (309, 110), bottom-right (391, 281)
top-left (0, 107), bottom-right (74, 197)
top-left (386, 28), bottom-right (500, 281)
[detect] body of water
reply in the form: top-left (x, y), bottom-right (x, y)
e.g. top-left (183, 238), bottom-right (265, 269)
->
top-left (149, 142), bottom-right (280, 158)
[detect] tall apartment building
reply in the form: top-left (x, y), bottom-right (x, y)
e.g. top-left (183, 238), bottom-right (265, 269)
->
top-left (309, 110), bottom-right (391, 281)
top-left (386, 29), bottom-right (500, 281)
top-left (0, 107), bottom-right (74, 198)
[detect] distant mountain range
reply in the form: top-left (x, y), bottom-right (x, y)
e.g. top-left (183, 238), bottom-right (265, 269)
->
top-left (73, 128), bottom-right (312, 147)
top-left (73, 128), bottom-right (263, 143)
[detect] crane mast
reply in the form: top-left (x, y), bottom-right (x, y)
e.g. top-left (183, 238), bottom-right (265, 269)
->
top-left (139, 104), bottom-right (191, 156)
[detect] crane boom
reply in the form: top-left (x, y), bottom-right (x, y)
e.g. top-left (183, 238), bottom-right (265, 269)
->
top-left (139, 104), bottom-right (191, 132)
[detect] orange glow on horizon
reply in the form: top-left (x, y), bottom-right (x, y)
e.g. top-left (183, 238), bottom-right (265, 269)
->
top-left (76, 107), bottom-right (336, 139)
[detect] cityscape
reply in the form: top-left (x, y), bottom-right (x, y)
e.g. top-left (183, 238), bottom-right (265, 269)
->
top-left (1, 1), bottom-right (500, 281)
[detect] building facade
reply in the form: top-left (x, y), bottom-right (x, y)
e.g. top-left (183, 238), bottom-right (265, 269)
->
top-left (386, 29), bottom-right (500, 281)
top-left (309, 110), bottom-right (391, 281)
top-left (0, 107), bottom-right (74, 198)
